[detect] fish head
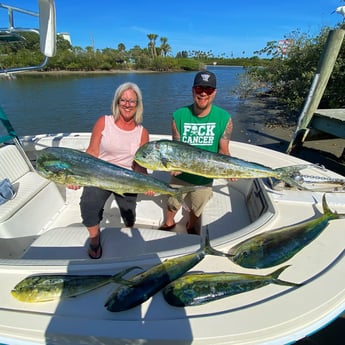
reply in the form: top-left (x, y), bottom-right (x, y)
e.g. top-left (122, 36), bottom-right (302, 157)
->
top-left (10, 288), bottom-right (24, 301)
top-left (36, 148), bottom-right (74, 183)
top-left (228, 241), bottom-right (262, 269)
top-left (134, 140), bottom-right (171, 171)
top-left (38, 160), bottom-right (71, 174)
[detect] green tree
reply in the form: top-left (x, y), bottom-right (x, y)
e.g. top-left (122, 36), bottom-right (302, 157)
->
top-left (251, 25), bottom-right (345, 122)
top-left (147, 33), bottom-right (158, 58)
top-left (159, 37), bottom-right (171, 57)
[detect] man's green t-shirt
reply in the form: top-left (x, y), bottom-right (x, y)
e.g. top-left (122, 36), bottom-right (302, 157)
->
top-left (173, 104), bottom-right (231, 185)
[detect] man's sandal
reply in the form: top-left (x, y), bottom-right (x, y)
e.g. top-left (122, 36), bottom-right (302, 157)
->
top-left (186, 222), bottom-right (199, 235)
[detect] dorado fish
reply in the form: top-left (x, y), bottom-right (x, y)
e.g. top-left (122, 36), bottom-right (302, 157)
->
top-left (162, 265), bottom-right (301, 307)
top-left (104, 227), bottom-right (232, 312)
top-left (11, 267), bottom-right (140, 303)
top-left (134, 139), bottom-right (312, 188)
top-left (36, 147), bottom-right (204, 208)
top-left (228, 194), bottom-right (343, 269)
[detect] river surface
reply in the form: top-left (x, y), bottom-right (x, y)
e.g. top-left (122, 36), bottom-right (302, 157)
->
top-left (0, 66), bottom-right (247, 139)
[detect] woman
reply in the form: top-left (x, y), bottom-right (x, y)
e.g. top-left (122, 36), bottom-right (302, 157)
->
top-left (69, 82), bottom-right (150, 259)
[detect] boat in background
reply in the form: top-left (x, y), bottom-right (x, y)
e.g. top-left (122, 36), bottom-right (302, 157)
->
top-left (0, 2), bottom-right (345, 344)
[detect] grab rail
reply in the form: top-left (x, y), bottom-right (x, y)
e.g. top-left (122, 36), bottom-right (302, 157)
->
top-left (0, 0), bottom-right (56, 74)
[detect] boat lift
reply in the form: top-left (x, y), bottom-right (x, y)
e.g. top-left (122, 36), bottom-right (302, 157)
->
top-left (286, 29), bottom-right (345, 162)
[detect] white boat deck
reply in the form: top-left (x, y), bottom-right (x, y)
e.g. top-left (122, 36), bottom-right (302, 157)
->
top-left (19, 176), bottom-right (257, 261)
top-left (0, 136), bottom-right (345, 345)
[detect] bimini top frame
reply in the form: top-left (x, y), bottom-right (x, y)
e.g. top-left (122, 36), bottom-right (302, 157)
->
top-left (0, 0), bottom-right (56, 74)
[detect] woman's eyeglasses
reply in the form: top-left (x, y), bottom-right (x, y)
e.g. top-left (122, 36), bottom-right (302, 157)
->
top-left (119, 98), bottom-right (138, 106)
top-left (193, 86), bottom-right (215, 95)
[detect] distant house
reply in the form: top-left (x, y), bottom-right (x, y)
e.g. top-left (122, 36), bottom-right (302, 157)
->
top-left (58, 32), bottom-right (71, 45)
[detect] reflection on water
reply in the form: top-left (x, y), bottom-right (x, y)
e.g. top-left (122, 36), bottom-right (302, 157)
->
top-left (0, 66), bottom-right (244, 137)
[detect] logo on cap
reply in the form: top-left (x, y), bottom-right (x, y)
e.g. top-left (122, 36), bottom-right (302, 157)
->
top-left (200, 73), bottom-right (211, 82)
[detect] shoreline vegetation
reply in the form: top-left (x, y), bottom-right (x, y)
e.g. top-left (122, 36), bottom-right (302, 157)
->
top-left (17, 69), bottom-right (159, 75)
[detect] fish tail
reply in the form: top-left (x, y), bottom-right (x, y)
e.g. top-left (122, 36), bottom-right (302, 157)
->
top-left (203, 226), bottom-right (234, 258)
top-left (321, 193), bottom-right (345, 220)
top-left (173, 189), bottom-right (190, 212)
top-left (322, 193), bottom-right (332, 215)
top-left (111, 266), bottom-right (142, 286)
top-left (269, 265), bottom-right (302, 287)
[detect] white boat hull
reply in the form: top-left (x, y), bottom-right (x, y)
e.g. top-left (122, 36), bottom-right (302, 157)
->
top-left (0, 133), bottom-right (344, 344)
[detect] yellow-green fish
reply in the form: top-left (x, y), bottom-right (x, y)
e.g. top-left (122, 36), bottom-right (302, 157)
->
top-left (134, 139), bottom-right (311, 187)
top-left (163, 265), bottom-right (301, 307)
top-left (11, 267), bottom-right (139, 302)
top-left (36, 147), bottom-right (204, 208)
top-left (228, 194), bottom-right (343, 269)
top-left (104, 227), bottom-right (232, 312)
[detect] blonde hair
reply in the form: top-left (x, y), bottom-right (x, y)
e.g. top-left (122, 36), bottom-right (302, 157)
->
top-left (111, 82), bottom-right (144, 124)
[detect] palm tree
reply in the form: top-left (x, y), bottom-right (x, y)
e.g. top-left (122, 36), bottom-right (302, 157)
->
top-left (117, 43), bottom-right (126, 52)
top-left (117, 43), bottom-right (126, 63)
top-left (147, 33), bottom-right (158, 58)
top-left (159, 37), bottom-right (171, 57)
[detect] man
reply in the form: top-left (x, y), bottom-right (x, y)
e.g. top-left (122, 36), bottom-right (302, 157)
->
top-left (159, 70), bottom-right (234, 235)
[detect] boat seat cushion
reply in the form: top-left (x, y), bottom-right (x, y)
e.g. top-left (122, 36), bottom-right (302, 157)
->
top-left (21, 226), bottom-right (199, 260)
top-left (0, 144), bottom-right (30, 181)
top-left (0, 145), bottom-right (50, 223)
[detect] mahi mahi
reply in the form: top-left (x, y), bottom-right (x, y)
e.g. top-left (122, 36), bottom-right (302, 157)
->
top-left (228, 194), bottom-right (343, 269)
top-left (163, 265), bottom-right (301, 307)
top-left (134, 139), bottom-right (311, 187)
top-left (104, 227), bottom-right (232, 312)
top-left (11, 267), bottom-right (139, 302)
top-left (36, 147), bottom-right (204, 205)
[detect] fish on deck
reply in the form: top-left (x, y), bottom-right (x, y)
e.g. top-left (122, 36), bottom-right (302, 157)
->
top-left (228, 194), bottom-right (343, 269)
top-left (11, 267), bottom-right (139, 302)
top-left (162, 265), bottom-right (301, 307)
top-left (104, 227), bottom-right (232, 312)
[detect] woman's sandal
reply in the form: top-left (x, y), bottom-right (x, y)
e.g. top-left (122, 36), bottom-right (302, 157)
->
top-left (158, 223), bottom-right (176, 231)
top-left (88, 235), bottom-right (102, 259)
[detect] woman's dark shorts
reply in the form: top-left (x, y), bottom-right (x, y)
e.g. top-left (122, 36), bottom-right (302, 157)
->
top-left (80, 186), bottom-right (137, 227)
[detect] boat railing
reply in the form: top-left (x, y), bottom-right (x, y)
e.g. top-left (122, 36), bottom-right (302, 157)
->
top-left (0, 0), bottom-right (56, 74)
top-left (0, 1), bottom-right (56, 158)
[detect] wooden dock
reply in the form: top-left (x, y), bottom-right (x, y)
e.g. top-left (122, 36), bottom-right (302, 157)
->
top-left (308, 109), bottom-right (345, 140)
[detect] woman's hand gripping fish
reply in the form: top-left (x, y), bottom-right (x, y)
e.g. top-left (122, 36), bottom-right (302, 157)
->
top-left (134, 140), bottom-right (313, 189)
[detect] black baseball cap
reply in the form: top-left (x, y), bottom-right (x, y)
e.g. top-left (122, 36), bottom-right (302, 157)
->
top-left (193, 70), bottom-right (216, 88)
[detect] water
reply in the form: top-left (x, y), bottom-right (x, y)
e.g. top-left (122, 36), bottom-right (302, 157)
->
top-left (0, 66), bottom-right (245, 138)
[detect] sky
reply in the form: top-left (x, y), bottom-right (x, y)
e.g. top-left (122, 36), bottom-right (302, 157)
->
top-left (1, 0), bottom-right (345, 57)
